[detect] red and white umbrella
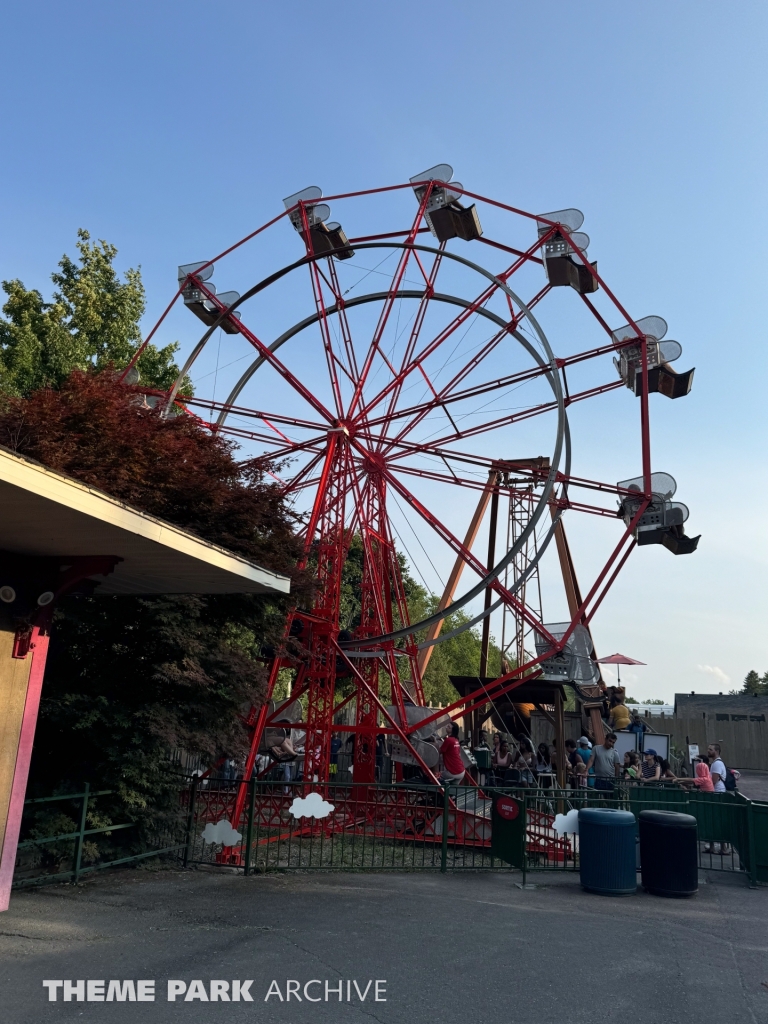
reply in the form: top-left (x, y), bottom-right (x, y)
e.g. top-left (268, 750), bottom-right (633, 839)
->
top-left (596, 653), bottom-right (646, 685)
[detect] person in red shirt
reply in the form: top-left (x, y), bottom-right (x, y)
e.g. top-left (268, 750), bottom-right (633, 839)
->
top-left (440, 723), bottom-right (466, 784)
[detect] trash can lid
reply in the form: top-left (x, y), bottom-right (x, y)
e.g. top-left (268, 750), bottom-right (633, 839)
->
top-left (638, 809), bottom-right (697, 828)
top-left (578, 807), bottom-right (636, 826)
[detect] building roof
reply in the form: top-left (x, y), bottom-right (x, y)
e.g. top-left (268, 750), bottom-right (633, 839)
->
top-left (0, 445), bottom-right (291, 596)
top-left (449, 676), bottom-right (566, 705)
top-left (674, 693), bottom-right (768, 716)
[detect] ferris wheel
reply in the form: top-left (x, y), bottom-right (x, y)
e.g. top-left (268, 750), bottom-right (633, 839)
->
top-left (134, 164), bottom-right (699, 796)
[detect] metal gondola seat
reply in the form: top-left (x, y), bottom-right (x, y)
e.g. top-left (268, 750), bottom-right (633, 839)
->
top-left (535, 209), bottom-right (598, 295)
top-left (617, 473), bottom-right (700, 555)
top-left (611, 316), bottom-right (695, 400)
top-left (534, 623), bottom-right (601, 685)
top-left (178, 261), bottom-right (242, 335)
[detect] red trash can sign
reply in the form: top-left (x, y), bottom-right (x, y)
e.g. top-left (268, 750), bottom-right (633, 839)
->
top-left (496, 796), bottom-right (520, 821)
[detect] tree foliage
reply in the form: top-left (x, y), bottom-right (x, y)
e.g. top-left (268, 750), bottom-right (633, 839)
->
top-left (0, 229), bottom-right (182, 396)
top-left (0, 370), bottom-right (307, 815)
top-left (738, 669), bottom-right (768, 696)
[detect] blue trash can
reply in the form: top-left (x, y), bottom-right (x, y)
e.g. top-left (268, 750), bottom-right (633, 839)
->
top-left (579, 807), bottom-right (637, 895)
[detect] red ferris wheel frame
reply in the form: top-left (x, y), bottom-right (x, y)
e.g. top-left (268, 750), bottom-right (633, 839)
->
top-left (127, 173), bottom-right (678, 808)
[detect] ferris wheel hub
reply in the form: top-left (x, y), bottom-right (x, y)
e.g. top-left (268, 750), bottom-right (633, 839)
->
top-left (361, 451), bottom-right (387, 475)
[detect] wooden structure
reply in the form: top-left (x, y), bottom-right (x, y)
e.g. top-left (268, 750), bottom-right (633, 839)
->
top-left (450, 675), bottom-right (568, 786)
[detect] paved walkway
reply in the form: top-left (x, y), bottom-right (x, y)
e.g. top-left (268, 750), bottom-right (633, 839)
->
top-left (1, 867), bottom-right (767, 1023)
top-left (735, 770), bottom-right (768, 802)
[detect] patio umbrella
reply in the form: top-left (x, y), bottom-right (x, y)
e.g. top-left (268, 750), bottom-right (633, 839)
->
top-left (596, 653), bottom-right (646, 685)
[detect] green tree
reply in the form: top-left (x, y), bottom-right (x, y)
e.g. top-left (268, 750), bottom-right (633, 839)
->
top-left (405, 584), bottom-right (501, 706)
top-left (0, 229), bottom-right (183, 396)
top-left (740, 670), bottom-right (768, 696)
top-left (337, 535), bottom-right (501, 707)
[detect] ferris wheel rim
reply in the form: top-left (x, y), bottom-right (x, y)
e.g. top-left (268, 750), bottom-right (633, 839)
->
top-left (214, 288), bottom-right (558, 430)
top-left (164, 237), bottom-right (568, 648)
top-left (164, 239), bottom-right (562, 416)
top-left (209, 285), bottom-right (573, 648)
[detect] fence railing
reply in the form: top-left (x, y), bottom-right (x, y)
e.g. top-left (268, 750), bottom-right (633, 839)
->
top-left (178, 778), bottom-right (496, 872)
top-left (176, 777), bottom-right (768, 884)
top-left (13, 778), bottom-right (768, 890)
top-left (11, 784), bottom-right (185, 890)
top-left (494, 785), bottom-right (764, 884)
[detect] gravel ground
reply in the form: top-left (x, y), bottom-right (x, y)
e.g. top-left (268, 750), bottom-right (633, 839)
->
top-left (1, 865), bottom-right (766, 1024)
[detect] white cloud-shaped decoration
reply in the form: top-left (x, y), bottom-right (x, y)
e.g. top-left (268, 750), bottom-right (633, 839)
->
top-left (200, 819), bottom-right (243, 845)
top-left (553, 809), bottom-right (580, 836)
top-left (290, 792), bottom-right (335, 819)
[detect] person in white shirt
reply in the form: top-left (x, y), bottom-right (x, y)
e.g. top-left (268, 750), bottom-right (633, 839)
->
top-left (705, 743), bottom-right (731, 855)
top-left (708, 743), bottom-right (727, 793)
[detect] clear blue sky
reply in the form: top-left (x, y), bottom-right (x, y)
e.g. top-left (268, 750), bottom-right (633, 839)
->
top-left (1, 1), bottom-right (766, 701)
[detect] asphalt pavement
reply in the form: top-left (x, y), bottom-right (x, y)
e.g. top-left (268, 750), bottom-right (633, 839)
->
top-left (1, 866), bottom-right (766, 1024)
top-left (735, 770), bottom-right (768, 802)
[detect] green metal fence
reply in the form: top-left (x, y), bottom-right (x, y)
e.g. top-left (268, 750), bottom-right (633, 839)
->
top-left (746, 797), bottom-right (768, 884)
top-left (504, 784), bottom-right (764, 885)
top-left (11, 785), bottom-right (185, 890)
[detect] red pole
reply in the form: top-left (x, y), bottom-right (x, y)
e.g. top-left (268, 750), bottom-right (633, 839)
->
top-left (0, 627), bottom-right (50, 911)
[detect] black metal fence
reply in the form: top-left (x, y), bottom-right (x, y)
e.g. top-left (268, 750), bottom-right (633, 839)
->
top-left (176, 778), bottom-right (768, 884)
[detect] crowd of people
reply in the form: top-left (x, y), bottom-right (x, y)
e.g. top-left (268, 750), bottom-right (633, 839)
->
top-left (216, 727), bottom-right (734, 811)
top-left (441, 729), bottom-right (735, 797)
top-left (236, 685), bottom-right (735, 801)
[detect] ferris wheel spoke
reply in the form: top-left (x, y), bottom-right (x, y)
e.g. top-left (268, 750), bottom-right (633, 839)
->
top-left (180, 395), bottom-right (329, 434)
top-left (348, 193), bottom-right (435, 418)
top-left (388, 461), bottom-right (518, 495)
top-left (327, 259), bottom-right (360, 383)
top-left (358, 434), bottom-right (506, 476)
top-left (384, 444), bottom-right (632, 513)
top-left (383, 322), bottom-right (514, 451)
top-left (356, 227), bottom-right (555, 428)
top-left (381, 276), bottom-right (556, 450)
top-left (276, 449), bottom-right (329, 498)
top-left (227, 310), bottom-right (337, 425)
top-left (382, 377), bottom-right (622, 455)
top-left (362, 357), bottom-right (548, 433)
top-left (216, 425), bottom-right (325, 454)
top-left (352, 442), bottom-right (551, 637)
top-left (362, 329), bottom-right (635, 439)
top-left (375, 249), bottom-right (446, 450)
top-left (306, 258), bottom-right (347, 417)
top-left (354, 252), bottom-right (525, 424)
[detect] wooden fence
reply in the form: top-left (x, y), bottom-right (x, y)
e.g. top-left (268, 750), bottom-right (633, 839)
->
top-left (529, 712), bottom-right (768, 771)
top-left (665, 717), bottom-right (768, 771)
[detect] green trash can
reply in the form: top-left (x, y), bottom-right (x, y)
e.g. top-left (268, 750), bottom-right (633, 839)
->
top-left (473, 747), bottom-right (492, 771)
top-left (579, 807), bottom-right (637, 896)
